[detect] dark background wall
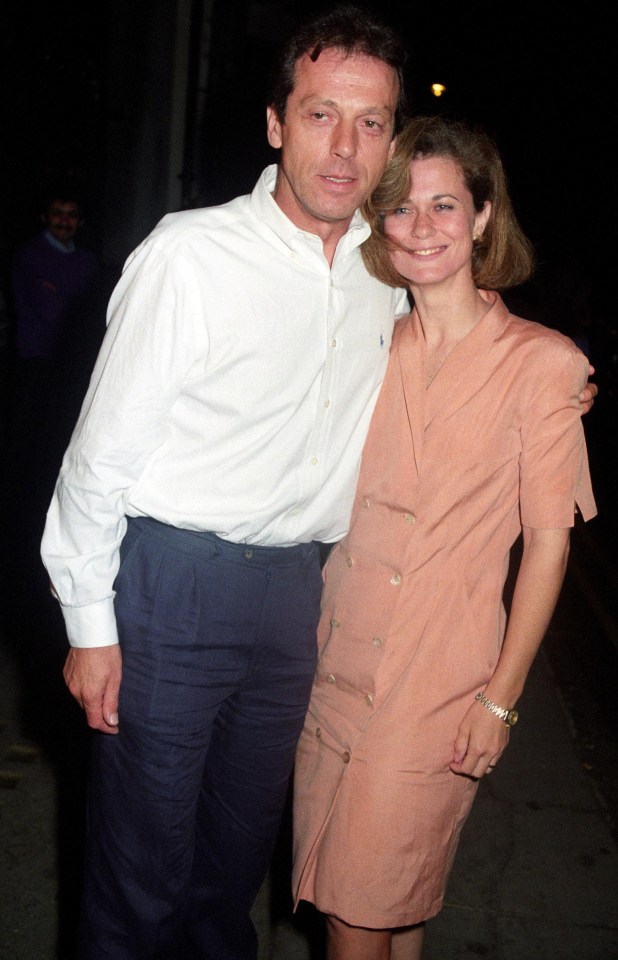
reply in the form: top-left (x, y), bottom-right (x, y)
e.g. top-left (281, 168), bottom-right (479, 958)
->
top-left (1, 0), bottom-right (615, 418)
top-left (1, 1), bottom-right (614, 276)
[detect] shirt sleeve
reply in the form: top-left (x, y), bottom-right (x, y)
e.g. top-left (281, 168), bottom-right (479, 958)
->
top-left (519, 338), bottom-right (597, 528)
top-left (40, 234), bottom-right (206, 647)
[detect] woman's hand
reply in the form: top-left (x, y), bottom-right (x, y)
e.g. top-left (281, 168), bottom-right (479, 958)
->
top-left (449, 700), bottom-right (510, 778)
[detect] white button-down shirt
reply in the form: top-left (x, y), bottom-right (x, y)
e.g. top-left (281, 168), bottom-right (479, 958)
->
top-left (41, 165), bottom-right (409, 647)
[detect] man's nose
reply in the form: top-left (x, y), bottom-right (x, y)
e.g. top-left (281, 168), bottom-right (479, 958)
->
top-left (330, 121), bottom-right (358, 159)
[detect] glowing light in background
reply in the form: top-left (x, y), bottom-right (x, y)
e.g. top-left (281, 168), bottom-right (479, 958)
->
top-left (431, 83), bottom-right (446, 97)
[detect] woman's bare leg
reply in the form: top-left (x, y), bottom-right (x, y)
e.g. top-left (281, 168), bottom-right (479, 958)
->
top-left (325, 915), bottom-right (392, 960)
top-left (390, 923), bottom-right (425, 960)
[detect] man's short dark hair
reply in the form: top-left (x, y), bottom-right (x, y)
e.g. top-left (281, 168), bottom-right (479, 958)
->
top-left (268, 4), bottom-right (408, 133)
top-left (39, 179), bottom-right (85, 215)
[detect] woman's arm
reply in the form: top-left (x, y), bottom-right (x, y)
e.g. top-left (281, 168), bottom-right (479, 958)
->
top-left (449, 525), bottom-right (570, 779)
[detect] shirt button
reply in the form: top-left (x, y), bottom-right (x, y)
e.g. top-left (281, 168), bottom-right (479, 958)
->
top-left (327, 674), bottom-right (336, 684)
top-left (346, 555), bottom-right (354, 567)
top-left (330, 617), bottom-right (340, 628)
top-left (331, 338), bottom-right (337, 348)
top-left (316, 727), bottom-right (322, 738)
top-left (311, 456), bottom-right (319, 465)
top-left (364, 694), bottom-right (374, 706)
top-left (372, 636), bottom-right (383, 648)
top-left (324, 399), bottom-right (331, 408)
top-left (404, 513), bottom-right (415, 524)
top-left (362, 497), bottom-right (370, 508)
top-left (342, 751), bottom-right (351, 764)
top-left (391, 573), bottom-right (402, 586)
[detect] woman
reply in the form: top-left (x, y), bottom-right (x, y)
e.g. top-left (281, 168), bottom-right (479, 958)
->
top-left (292, 116), bottom-right (597, 960)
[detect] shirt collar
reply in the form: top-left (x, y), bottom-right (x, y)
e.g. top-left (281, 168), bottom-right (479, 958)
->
top-left (250, 165), bottom-right (371, 254)
top-left (44, 229), bottom-right (76, 254)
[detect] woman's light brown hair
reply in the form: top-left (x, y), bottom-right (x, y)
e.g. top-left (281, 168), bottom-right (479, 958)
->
top-left (361, 115), bottom-right (535, 290)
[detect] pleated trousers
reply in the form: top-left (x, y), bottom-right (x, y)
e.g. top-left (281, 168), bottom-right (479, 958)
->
top-left (78, 517), bottom-right (322, 960)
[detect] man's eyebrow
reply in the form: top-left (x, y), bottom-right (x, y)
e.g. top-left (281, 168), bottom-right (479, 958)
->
top-left (301, 96), bottom-right (394, 116)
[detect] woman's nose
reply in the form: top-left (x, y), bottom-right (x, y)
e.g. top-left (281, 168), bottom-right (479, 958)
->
top-left (411, 211), bottom-right (434, 237)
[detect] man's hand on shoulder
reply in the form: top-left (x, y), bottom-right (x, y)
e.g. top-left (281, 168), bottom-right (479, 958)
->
top-left (580, 365), bottom-right (598, 415)
top-left (63, 645), bottom-right (122, 734)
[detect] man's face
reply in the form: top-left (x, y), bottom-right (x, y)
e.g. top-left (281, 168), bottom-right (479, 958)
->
top-left (42, 200), bottom-right (81, 247)
top-left (267, 49), bottom-right (398, 237)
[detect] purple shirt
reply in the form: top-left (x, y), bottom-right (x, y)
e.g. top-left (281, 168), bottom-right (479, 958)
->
top-left (11, 230), bottom-right (101, 359)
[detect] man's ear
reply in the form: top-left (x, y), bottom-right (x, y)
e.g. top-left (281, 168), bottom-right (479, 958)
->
top-left (266, 106), bottom-right (283, 149)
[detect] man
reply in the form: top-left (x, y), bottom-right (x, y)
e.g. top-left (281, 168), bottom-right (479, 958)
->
top-left (42, 8), bottom-right (407, 959)
top-left (11, 186), bottom-right (101, 362)
top-left (10, 184), bottom-right (102, 556)
top-left (40, 6), bottom-right (595, 959)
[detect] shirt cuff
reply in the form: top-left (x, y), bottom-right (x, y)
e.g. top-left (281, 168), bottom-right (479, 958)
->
top-left (61, 597), bottom-right (120, 648)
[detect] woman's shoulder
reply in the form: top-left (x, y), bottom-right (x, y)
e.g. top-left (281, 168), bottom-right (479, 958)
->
top-left (504, 312), bottom-right (587, 365)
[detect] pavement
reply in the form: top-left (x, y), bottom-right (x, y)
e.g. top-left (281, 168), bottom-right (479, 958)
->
top-left (1, 561), bottom-right (618, 960)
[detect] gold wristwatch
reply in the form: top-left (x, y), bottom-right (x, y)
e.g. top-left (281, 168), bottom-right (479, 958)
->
top-left (475, 691), bottom-right (519, 727)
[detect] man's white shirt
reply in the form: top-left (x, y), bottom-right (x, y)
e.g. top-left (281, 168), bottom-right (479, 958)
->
top-left (41, 165), bottom-right (409, 647)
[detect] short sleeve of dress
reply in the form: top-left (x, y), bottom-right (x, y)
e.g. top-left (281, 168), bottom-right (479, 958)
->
top-left (519, 338), bottom-right (597, 528)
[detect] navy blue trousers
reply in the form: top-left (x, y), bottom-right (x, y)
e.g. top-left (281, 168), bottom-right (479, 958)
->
top-left (78, 518), bottom-right (322, 960)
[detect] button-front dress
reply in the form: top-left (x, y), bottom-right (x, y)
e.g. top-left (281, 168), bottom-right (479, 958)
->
top-left (292, 292), bottom-right (597, 929)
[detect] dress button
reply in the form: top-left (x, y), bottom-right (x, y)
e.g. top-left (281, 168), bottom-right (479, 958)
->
top-left (243, 548), bottom-right (254, 559)
top-left (346, 555), bottom-right (354, 567)
top-left (364, 694), bottom-right (374, 706)
top-left (327, 674), bottom-right (336, 684)
top-left (372, 636), bottom-right (382, 648)
top-left (404, 513), bottom-right (415, 524)
top-left (342, 751), bottom-right (351, 764)
top-left (330, 617), bottom-right (340, 628)
top-left (390, 573), bottom-right (402, 585)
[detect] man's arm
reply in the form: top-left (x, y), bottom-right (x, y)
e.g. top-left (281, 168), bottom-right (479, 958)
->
top-left (41, 231), bottom-right (202, 727)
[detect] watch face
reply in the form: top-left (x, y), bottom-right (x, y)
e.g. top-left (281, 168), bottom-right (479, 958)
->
top-left (507, 710), bottom-right (519, 726)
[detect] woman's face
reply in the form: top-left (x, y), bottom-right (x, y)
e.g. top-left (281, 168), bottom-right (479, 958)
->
top-left (383, 154), bottom-right (490, 288)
